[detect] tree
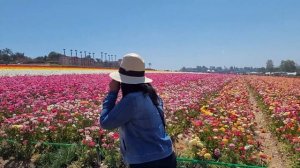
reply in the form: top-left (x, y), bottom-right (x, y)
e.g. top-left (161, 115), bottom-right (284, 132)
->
top-left (0, 48), bottom-right (13, 64)
top-left (280, 60), bottom-right (296, 72)
top-left (0, 54), bottom-right (10, 64)
top-left (34, 56), bottom-right (47, 63)
top-left (180, 67), bottom-right (187, 72)
top-left (266, 59), bottom-right (274, 72)
top-left (47, 51), bottom-right (63, 64)
top-left (11, 52), bottom-right (26, 63)
top-left (257, 67), bottom-right (266, 73)
top-left (1, 48), bottom-right (13, 56)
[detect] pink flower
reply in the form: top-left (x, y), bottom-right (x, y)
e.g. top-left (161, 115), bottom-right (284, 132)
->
top-left (229, 143), bottom-right (235, 149)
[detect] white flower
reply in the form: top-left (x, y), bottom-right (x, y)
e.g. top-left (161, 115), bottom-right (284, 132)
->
top-left (245, 145), bottom-right (253, 150)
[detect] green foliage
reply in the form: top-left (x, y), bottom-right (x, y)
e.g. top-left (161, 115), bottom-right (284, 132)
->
top-left (47, 51), bottom-right (63, 63)
top-left (266, 59), bottom-right (274, 72)
top-left (280, 60), bottom-right (297, 72)
top-left (0, 140), bottom-right (35, 160)
top-left (36, 146), bottom-right (78, 168)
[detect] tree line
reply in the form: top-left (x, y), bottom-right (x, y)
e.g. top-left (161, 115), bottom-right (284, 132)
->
top-left (0, 48), bottom-right (62, 64)
top-left (1, 48), bottom-right (299, 73)
top-left (0, 48), bottom-right (119, 67)
top-left (266, 59), bottom-right (297, 73)
top-left (0, 48), bottom-right (30, 64)
top-left (181, 59), bottom-right (299, 74)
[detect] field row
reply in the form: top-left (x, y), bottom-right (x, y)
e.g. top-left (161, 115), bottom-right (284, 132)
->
top-left (246, 76), bottom-right (300, 159)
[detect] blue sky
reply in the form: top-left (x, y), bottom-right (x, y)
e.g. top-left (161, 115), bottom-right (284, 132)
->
top-left (1, 0), bottom-right (299, 70)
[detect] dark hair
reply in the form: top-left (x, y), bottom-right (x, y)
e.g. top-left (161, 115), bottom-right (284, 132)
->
top-left (121, 83), bottom-right (159, 105)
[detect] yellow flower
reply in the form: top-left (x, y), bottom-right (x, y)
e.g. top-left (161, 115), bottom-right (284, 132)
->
top-left (189, 138), bottom-right (204, 148)
top-left (219, 127), bottom-right (226, 132)
top-left (196, 141), bottom-right (204, 148)
top-left (204, 153), bottom-right (212, 160)
top-left (197, 148), bottom-right (207, 157)
top-left (200, 106), bottom-right (213, 116)
top-left (222, 138), bottom-right (228, 144)
top-left (188, 139), bottom-right (198, 146)
top-left (11, 125), bottom-right (23, 129)
top-left (201, 148), bottom-right (207, 152)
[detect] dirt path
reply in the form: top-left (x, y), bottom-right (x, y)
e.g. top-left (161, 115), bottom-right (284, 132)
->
top-left (0, 157), bottom-right (8, 168)
top-left (248, 89), bottom-right (290, 168)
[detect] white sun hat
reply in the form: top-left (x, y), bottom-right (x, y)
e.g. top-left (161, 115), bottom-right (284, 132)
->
top-left (109, 53), bottom-right (152, 84)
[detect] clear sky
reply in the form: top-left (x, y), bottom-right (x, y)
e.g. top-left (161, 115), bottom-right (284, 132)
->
top-left (1, 0), bottom-right (299, 70)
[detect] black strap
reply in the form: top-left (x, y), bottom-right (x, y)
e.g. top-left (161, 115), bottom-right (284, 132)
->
top-left (157, 107), bottom-right (166, 128)
top-left (155, 98), bottom-right (166, 128)
top-left (119, 67), bottom-right (145, 77)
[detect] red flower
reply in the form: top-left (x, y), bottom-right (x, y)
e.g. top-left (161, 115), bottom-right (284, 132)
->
top-left (88, 141), bottom-right (96, 147)
top-left (112, 132), bottom-right (119, 140)
top-left (193, 120), bottom-right (203, 127)
top-left (239, 146), bottom-right (245, 152)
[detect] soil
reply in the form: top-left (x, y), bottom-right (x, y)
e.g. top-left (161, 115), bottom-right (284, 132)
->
top-left (249, 90), bottom-right (291, 168)
top-left (0, 157), bottom-right (35, 168)
top-left (0, 157), bottom-right (7, 168)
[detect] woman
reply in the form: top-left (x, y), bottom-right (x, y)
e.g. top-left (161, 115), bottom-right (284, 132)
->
top-left (100, 53), bottom-right (176, 168)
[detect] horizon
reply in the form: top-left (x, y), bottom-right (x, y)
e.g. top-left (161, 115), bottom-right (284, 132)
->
top-left (1, 0), bottom-right (300, 70)
top-left (3, 47), bottom-right (299, 70)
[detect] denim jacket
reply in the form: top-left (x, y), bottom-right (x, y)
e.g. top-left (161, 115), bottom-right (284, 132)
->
top-left (100, 91), bottom-right (173, 164)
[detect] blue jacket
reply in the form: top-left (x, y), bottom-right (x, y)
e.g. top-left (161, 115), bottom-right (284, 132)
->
top-left (100, 91), bottom-right (173, 164)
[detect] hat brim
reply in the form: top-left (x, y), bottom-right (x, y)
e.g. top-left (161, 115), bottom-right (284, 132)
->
top-left (109, 72), bottom-right (152, 84)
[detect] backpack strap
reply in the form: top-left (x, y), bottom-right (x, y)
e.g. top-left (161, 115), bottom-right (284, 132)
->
top-left (156, 97), bottom-right (166, 128)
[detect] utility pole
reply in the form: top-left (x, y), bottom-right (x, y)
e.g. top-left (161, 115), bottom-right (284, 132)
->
top-left (70, 49), bottom-right (73, 65)
top-left (92, 53), bottom-right (95, 65)
top-left (74, 50), bottom-right (78, 65)
top-left (80, 51), bottom-right (82, 66)
top-left (62, 49), bottom-right (66, 65)
top-left (84, 51), bottom-right (86, 66)
top-left (89, 52), bottom-right (91, 66)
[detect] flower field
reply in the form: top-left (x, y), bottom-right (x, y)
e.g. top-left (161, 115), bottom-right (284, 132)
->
top-left (171, 77), bottom-right (271, 167)
top-left (0, 67), bottom-right (299, 167)
top-left (246, 76), bottom-right (300, 161)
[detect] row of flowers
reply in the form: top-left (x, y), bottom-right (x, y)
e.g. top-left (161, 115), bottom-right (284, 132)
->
top-left (0, 66), bottom-right (114, 76)
top-left (246, 76), bottom-right (300, 157)
top-left (176, 77), bottom-right (268, 166)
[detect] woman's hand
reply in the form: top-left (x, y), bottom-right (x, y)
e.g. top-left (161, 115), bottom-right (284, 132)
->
top-left (109, 80), bottom-right (120, 92)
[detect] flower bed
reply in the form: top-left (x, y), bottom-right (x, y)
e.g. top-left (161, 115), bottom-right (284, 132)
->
top-left (176, 78), bottom-right (268, 167)
top-left (246, 76), bottom-right (300, 163)
top-left (0, 72), bottom-right (234, 167)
